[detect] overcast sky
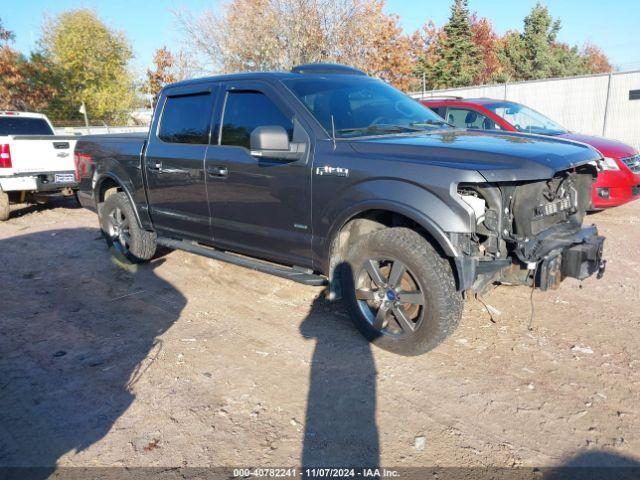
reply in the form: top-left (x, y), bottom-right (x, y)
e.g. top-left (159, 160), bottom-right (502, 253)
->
top-left (5, 0), bottom-right (639, 76)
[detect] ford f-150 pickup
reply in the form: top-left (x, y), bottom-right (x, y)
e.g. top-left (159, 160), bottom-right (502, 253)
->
top-left (75, 64), bottom-right (606, 355)
top-left (0, 111), bottom-right (78, 221)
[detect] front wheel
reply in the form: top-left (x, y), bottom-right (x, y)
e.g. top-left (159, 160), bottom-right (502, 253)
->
top-left (342, 228), bottom-right (463, 356)
top-left (99, 192), bottom-right (156, 263)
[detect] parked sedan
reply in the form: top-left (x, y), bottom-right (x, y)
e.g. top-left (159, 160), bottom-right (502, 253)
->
top-left (422, 98), bottom-right (640, 209)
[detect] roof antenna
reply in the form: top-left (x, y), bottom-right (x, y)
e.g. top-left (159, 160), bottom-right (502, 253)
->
top-left (330, 115), bottom-right (337, 150)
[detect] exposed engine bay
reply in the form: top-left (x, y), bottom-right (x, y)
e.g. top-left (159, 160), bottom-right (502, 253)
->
top-left (456, 164), bottom-right (606, 293)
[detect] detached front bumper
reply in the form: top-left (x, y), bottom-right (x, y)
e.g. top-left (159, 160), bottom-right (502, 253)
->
top-left (455, 224), bottom-right (606, 292)
top-left (538, 228), bottom-right (606, 290)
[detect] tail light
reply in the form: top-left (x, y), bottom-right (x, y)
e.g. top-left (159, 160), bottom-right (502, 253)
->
top-left (74, 152), bottom-right (93, 181)
top-left (0, 144), bottom-right (11, 168)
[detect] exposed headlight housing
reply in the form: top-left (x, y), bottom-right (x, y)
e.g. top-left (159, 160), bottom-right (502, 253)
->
top-left (457, 188), bottom-right (486, 225)
top-left (600, 157), bottom-right (620, 171)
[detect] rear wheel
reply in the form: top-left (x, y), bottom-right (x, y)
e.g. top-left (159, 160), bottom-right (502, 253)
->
top-left (99, 192), bottom-right (156, 262)
top-left (342, 227), bottom-right (463, 356)
top-left (0, 189), bottom-right (9, 221)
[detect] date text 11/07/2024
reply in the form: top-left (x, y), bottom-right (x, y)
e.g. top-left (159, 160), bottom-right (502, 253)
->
top-left (232, 468), bottom-right (400, 477)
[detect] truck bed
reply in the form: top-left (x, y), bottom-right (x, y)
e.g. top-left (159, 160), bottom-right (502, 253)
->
top-left (74, 133), bottom-right (149, 215)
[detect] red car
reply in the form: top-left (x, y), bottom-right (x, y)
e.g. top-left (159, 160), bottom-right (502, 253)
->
top-left (422, 97), bottom-right (640, 209)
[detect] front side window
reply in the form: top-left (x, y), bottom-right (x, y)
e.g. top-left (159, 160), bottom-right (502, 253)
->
top-left (158, 92), bottom-right (212, 144)
top-left (220, 91), bottom-right (293, 149)
top-left (283, 76), bottom-right (450, 138)
top-left (486, 102), bottom-right (567, 135)
top-left (445, 108), bottom-right (498, 130)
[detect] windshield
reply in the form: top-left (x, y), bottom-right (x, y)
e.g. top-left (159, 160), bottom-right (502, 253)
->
top-left (0, 117), bottom-right (54, 136)
top-left (485, 102), bottom-right (566, 135)
top-left (283, 76), bottom-right (450, 138)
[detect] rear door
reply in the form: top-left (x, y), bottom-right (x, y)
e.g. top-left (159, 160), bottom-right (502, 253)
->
top-left (204, 80), bottom-right (313, 267)
top-left (144, 83), bottom-right (218, 241)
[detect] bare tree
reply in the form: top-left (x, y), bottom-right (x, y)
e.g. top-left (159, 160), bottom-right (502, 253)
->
top-left (174, 0), bottom-right (414, 90)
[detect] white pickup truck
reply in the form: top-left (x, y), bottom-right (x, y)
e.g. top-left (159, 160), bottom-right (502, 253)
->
top-left (0, 111), bottom-right (78, 221)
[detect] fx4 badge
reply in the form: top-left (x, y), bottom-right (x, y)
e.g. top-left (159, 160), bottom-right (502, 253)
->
top-left (315, 165), bottom-right (349, 177)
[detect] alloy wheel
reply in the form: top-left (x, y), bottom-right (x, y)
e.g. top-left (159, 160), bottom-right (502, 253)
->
top-left (355, 257), bottom-right (426, 337)
top-left (106, 206), bottom-right (131, 254)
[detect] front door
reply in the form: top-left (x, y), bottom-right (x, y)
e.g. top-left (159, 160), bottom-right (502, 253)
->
top-left (144, 85), bottom-right (217, 241)
top-left (204, 81), bottom-right (312, 267)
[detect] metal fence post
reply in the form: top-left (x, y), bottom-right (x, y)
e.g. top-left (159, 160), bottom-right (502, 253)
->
top-left (602, 73), bottom-right (613, 136)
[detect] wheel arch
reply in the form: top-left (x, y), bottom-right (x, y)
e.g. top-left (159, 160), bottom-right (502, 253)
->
top-left (324, 201), bottom-right (460, 299)
top-left (95, 173), bottom-right (144, 229)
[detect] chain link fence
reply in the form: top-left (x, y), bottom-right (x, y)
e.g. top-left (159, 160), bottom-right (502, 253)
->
top-left (49, 109), bottom-right (152, 136)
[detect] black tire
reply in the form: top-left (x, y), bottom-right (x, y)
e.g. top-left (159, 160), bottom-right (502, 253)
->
top-left (0, 189), bottom-right (9, 221)
top-left (99, 192), bottom-right (156, 263)
top-left (341, 227), bottom-right (463, 356)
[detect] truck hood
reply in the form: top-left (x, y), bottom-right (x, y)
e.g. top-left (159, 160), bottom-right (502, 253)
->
top-left (348, 129), bottom-right (601, 182)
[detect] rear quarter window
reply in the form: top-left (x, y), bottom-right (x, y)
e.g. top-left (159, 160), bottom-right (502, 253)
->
top-left (158, 93), bottom-right (213, 144)
top-left (0, 117), bottom-right (54, 136)
top-left (429, 106), bottom-right (447, 118)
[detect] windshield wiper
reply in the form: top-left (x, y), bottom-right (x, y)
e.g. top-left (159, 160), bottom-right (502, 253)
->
top-left (410, 119), bottom-right (453, 128)
top-left (337, 124), bottom-right (424, 136)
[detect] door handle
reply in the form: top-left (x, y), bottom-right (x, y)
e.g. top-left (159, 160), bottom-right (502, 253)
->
top-left (147, 161), bottom-right (162, 172)
top-left (207, 166), bottom-right (229, 178)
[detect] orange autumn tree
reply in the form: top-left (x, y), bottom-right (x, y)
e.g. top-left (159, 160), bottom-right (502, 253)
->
top-left (470, 15), bottom-right (503, 83)
top-left (0, 17), bottom-right (58, 111)
top-left (583, 43), bottom-right (612, 74)
top-left (145, 47), bottom-right (177, 104)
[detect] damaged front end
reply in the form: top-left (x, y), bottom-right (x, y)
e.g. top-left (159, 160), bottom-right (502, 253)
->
top-left (454, 164), bottom-right (606, 293)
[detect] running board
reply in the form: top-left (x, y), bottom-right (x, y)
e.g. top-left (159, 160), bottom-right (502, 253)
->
top-left (157, 237), bottom-right (327, 287)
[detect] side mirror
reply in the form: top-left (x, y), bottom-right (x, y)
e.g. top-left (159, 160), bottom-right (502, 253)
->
top-left (250, 125), bottom-right (290, 152)
top-left (250, 125), bottom-right (305, 160)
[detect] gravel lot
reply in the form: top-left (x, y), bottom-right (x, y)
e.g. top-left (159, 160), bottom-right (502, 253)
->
top-left (0, 198), bottom-right (639, 474)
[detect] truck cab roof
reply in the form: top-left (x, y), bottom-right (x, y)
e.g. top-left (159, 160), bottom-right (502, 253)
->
top-left (166, 63), bottom-right (368, 90)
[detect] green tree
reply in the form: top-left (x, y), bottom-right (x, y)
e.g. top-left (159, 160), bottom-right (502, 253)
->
top-left (39, 9), bottom-right (135, 122)
top-left (499, 2), bottom-right (611, 81)
top-left (499, 2), bottom-right (561, 80)
top-left (421, 0), bottom-right (481, 89)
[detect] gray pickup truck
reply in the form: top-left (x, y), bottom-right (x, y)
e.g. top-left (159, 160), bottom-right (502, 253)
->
top-left (75, 64), bottom-right (605, 355)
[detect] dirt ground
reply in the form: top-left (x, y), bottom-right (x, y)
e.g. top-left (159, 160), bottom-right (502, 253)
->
top-left (0, 197), bottom-right (639, 474)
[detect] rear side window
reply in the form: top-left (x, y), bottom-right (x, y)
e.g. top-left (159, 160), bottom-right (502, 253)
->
top-left (158, 93), bottom-right (212, 144)
top-left (0, 117), bottom-right (54, 136)
top-left (220, 91), bottom-right (293, 149)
